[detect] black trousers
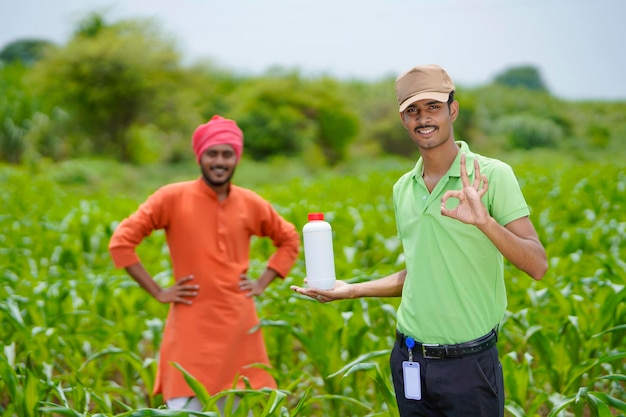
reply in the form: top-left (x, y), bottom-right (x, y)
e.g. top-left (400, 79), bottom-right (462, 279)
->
top-left (390, 339), bottom-right (505, 417)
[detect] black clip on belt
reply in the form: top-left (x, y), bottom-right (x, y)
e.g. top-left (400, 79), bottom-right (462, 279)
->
top-left (396, 329), bottom-right (497, 359)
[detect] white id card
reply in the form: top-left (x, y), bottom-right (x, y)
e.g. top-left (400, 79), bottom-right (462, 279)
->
top-left (402, 361), bottom-right (421, 400)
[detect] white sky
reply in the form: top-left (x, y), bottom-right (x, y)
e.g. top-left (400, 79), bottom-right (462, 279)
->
top-left (1, 0), bottom-right (625, 100)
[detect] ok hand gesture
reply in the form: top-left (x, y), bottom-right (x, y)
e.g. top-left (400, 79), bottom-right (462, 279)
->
top-left (440, 153), bottom-right (489, 226)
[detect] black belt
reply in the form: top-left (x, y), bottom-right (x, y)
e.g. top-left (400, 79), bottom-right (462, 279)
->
top-left (395, 329), bottom-right (497, 359)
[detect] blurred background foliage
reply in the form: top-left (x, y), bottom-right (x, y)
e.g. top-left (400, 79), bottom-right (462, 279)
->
top-left (1, 12), bottom-right (624, 168)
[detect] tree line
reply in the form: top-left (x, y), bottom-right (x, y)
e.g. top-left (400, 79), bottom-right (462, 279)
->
top-left (0, 12), bottom-right (617, 166)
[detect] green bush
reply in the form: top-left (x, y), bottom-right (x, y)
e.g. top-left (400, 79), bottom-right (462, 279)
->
top-left (231, 74), bottom-right (358, 166)
top-left (29, 15), bottom-right (199, 163)
top-left (0, 63), bottom-right (38, 163)
top-left (495, 114), bottom-right (564, 149)
top-left (586, 124), bottom-right (611, 149)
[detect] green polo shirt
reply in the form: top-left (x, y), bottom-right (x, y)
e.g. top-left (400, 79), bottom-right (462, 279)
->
top-left (393, 141), bottom-right (529, 344)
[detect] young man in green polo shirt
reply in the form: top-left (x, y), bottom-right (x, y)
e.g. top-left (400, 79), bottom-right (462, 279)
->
top-left (291, 64), bottom-right (548, 416)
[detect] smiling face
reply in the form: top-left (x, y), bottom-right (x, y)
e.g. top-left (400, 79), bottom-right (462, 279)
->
top-left (400, 98), bottom-right (459, 151)
top-left (199, 143), bottom-right (238, 190)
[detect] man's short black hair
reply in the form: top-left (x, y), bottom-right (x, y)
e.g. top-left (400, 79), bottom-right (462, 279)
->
top-left (447, 91), bottom-right (455, 106)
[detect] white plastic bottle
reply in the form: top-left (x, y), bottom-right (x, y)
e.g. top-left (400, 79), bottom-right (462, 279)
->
top-left (302, 212), bottom-right (336, 290)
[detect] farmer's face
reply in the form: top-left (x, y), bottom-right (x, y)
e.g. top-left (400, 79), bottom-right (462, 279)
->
top-left (199, 144), bottom-right (238, 188)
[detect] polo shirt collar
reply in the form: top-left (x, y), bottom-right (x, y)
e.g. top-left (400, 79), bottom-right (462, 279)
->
top-left (411, 140), bottom-right (474, 182)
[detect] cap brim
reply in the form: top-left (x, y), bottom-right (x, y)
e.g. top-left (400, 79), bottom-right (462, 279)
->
top-left (399, 91), bottom-right (451, 112)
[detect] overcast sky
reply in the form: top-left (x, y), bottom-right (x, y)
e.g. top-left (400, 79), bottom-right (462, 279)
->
top-left (1, 0), bottom-right (625, 101)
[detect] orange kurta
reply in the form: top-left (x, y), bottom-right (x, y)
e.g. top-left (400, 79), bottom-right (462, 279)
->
top-left (109, 178), bottom-right (300, 401)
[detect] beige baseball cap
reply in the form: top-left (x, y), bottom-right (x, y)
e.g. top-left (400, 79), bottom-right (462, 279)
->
top-left (396, 64), bottom-right (455, 112)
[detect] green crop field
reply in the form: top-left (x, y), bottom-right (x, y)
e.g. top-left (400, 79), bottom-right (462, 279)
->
top-left (1, 156), bottom-right (625, 417)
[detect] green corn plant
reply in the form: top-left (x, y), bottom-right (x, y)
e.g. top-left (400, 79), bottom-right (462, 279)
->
top-left (172, 362), bottom-right (295, 416)
top-left (78, 347), bottom-right (157, 407)
top-left (2, 160), bottom-right (625, 416)
top-left (547, 384), bottom-right (626, 417)
top-left (0, 345), bottom-right (56, 417)
top-left (327, 350), bottom-right (398, 417)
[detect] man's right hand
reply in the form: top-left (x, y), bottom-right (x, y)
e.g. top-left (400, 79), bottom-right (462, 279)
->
top-left (290, 280), bottom-right (354, 303)
top-left (156, 275), bottom-right (199, 305)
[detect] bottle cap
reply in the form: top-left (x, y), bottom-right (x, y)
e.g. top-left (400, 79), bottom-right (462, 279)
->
top-left (308, 213), bottom-right (324, 221)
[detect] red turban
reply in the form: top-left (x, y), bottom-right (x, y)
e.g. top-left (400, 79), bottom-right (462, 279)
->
top-left (192, 115), bottom-right (244, 163)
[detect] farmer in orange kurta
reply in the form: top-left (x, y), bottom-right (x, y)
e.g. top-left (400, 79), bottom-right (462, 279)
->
top-left (108, 115), bottom-right (300, 411)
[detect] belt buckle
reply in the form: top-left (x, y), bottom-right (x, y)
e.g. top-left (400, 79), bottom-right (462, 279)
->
top-left (421, 343), bottom-right (441, 359)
